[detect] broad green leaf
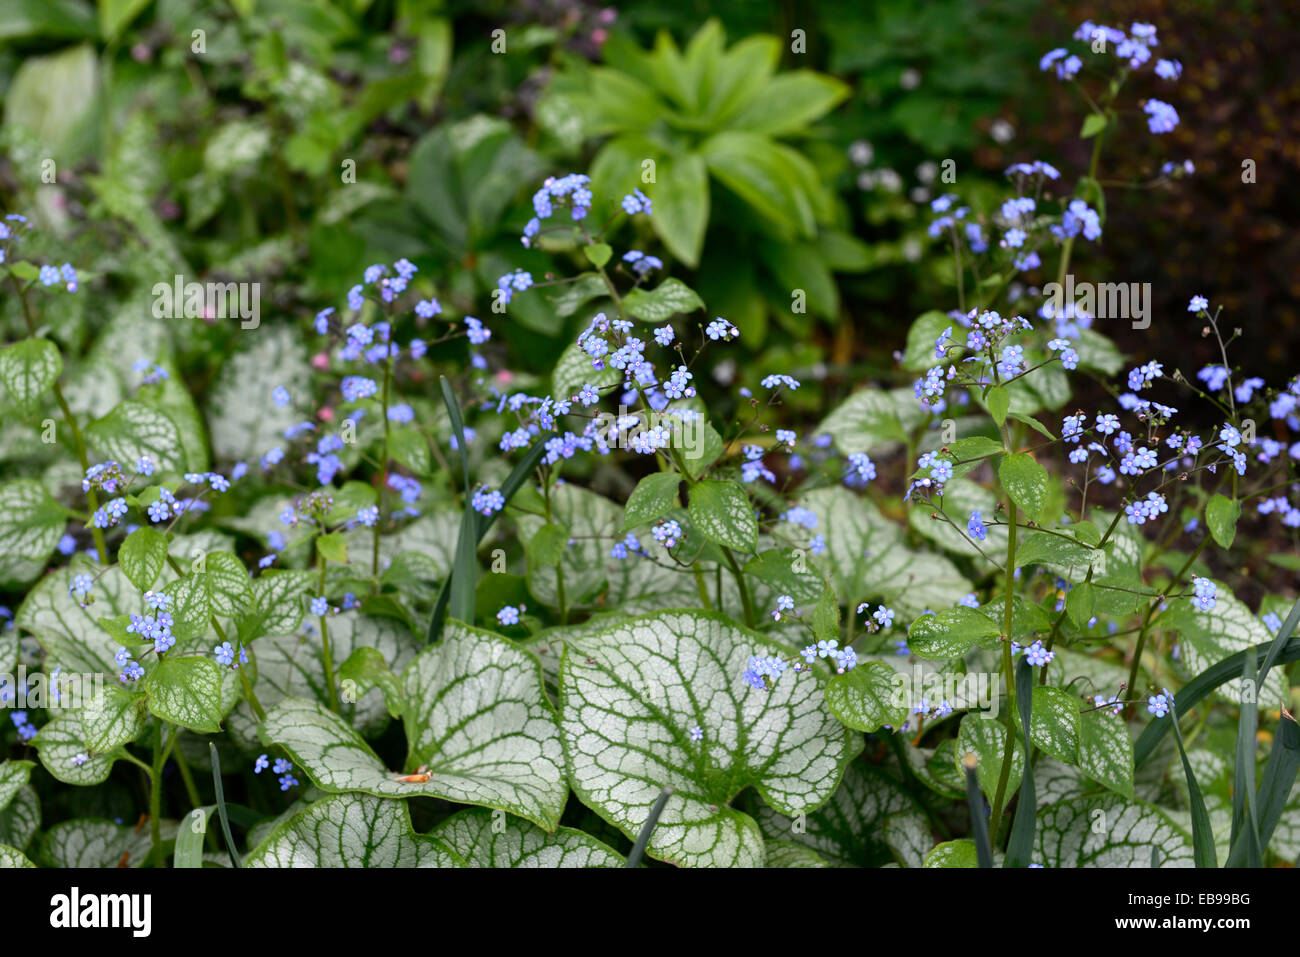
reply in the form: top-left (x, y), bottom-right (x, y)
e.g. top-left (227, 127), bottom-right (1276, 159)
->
top-left (236, 569), bottom-right (313, 644)
top-left (621, 471), bottom-right (681, 531)
top-left (207, 326), bottom-right (313, 461)
top-left (316, 532), bottom-right (349, 565)
top-left (1080, 113), bottom-right (1108, 138)
top-left (795, 487), bottom-right (971, 618)
top-left (743, 547), bottom-right (823, 603)
top-left (0, 844), bottom-right (34, 868)
top-left (956, 713), bottom-right (1023, 801)
top-left (1014, 686), bottom-right (1080, 764)
top-left (583, 243), bottom-right (612, 269)
top-left (2, 44), bottom-right (97, 162)
top-left (0, 338), bottom-right (61, 414)
top-left (924, 839), bottom-right (978, 868)
top-left (825, 662), bottom-right (908, 733)
top-left (1035, 795), bottom-right (1193, 867)
top-left (81, 683), bottom-right (145, 753)
top-left (818, 387), bottom-right (924, 457)
top-left (145, 656), bottom-right (226, 733)
top-left (987, 385), bottom-right (1010, 427)
top-left (1065, 580), bottom-right (1096, 626)
top-left (33, 711), bottom-right (117, 785)
top-left (430, 807), bottom-right (625, 867)
top-left (764, 840), bottom-right (832, 867)
top-left (1077, 709), bottom-right (1135, 799)
top-left (682, 419), bottom-right (724, 478)
top-left (0, 479), bottom-right (65, 587)
top-left (652, 152), bottom-right (709, 267)
top-left (38, 817), bottom-right (178, 867)
top-left (621, 278), bottom-right (705, 322)
top-left (748, 762), bottom-right (926, 867)
top-left (998, 453), bottom-right (1051, 525)
top-left (86, 400), bottom-right (187, 474)
top-left (0, 761), bottom-right (34, 814)
top-left (338, 646), bottom-right (404, 718)
top-left (1161, 590), bottom-right (1286, 708)
top-left (525, 522), bottom-right (569, 568)
top-left (551, 339), bottom-right (621, 404)
top-left (401, 622), bottom-right (567, 828)
top-left (900, 311), bottom-right (954, 371)
top-left (18, 564), bottom-right (140, 674)
top-left (688, 480), bottom-right (757, 553)
top-left (119, 526), bottom-right (167, 592)
top-left (558, 610), bottom-right (858, 867)
top-left (163, 552), bottom-right (255, 634)
top-left (0, 785), bottom-right (39, 853)
top-left (243, 793), bottom-right (465, 868)
top-left (729, 70), bottom-right (848, 135)
top-left (1206, 494), bottom-right (1239, 549)
top-left (907, 607), bottom-right (1001, 660)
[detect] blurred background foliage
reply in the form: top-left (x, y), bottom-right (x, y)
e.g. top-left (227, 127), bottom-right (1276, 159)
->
top-left (1, 0), bottom-right (1294, 413)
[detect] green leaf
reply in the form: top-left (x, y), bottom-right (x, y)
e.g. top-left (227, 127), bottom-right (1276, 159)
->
top-left (38, 817), bottom-right (177, 867)
top-left (945, 436), bottom-right (1005, 462)
top-left (1065, 581), bottom-right (1096, 626)
top-left (1004, 658), bottom-right (1037, 867)
top-left (0, 785), bottom-right (39, 853)
top-left (748, 762), bottom-right (928, 867)
top-left (33, 711), bottom-right (117, 785)
top-left (1080, 113), bottom-right (1108, 138)
top-left (99, 0), bottom-right (152, 42)
top-left (901, 311), bottom-right (955, 371)
top-left (1016, 685), bottom-right (1080, 764)
top-left (907, 607), bottom-right (1001, 660)
top-left (236, 570), bottom-right (313, 645)
top-left (688, 480), bottom-right (758, 553)
top-left (81, 683), bottom-right (145, 753)
top-left (825, 661), bottom-right (908, 732)
top-left (263, 623), bottom-right (567, 828)
top-left (551, 339), bottom-right (621, 405)
top-left (622, 472), bottom-right (681, 531)
top-left (338, 647), bottom-right (405, 718)
top-left (1077, 709), bottom-right (1135, 799)
top-left (0, 479), bottom-right (66, 587)
top-left (525, 522), bottom-right (569, 568)
top-left (797, 487), bottom-right (971, 618)
top-left (119, 526), bottom-right (167, 592)
top-left (818, 388), bottom-right (923, 456)
top-left (582, 243), bottom-right (612, 269)
top-left (316, 532), bottom-right (349, 565)
top-left (701, 131), bottom-right (815, 239)
top-left (924, 839), bottom-right (978, 868)
top-left (1007, 411), bottom-right (1057, 442)
top-left (163, 552), bottom-right (255, 634)
top-left (558, 610), bottom-right (857, 867)
top-left (0, 844), bottom-right (35, 868)
top-left (729, 70), bottom-right (848, 135)
top-left (3, 44), bottom-right (97, 162)
top-left (145, 656), bottom-right (226, 733)
top-left (208, 327), bottom-right (313, 462)
top-left (810, 587), bottom-right (838, 643)
top-left (987, 385), bottom-right (1010, 427)
top-left (87, 400), bottom-right (187, 474)
top-left (621, 277), bottom-right (705, 322)
top-left (956, 713), bottom-right (1023, 803)
top-left (0, 338), bottom-right (62, 414)
top-left (652, 152), bottom-right (709, 267)
top-left (430, 807), bottom-right (625, 867)
top-left (174, 806), bottom-right (213, 869)
top-left (998, 452), bottom-right (1051, 525)
top-left (1035, 795), bottom-right (1193, 867)
top-left (742, 548), bottom-right (823, 603)
top-left (682, 420), bottom-right (724, 478)
top-left (244, 793), bottom-right (464, 867)
top-left (0, 761), bottom-right (35, 815)
top-left (1206, 494), bottom-right (1240, 550)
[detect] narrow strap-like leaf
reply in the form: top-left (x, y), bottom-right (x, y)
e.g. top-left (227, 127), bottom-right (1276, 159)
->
top-left (1256, 597), bottom-right (1300, 692)
top-left (1004, 657), bottom-right (1036, 867)
top-left (1169, 704), bottom-right (1217, 868)
top-left (1228, 653), bottom-right (1262, 866)
top-left (1227, 711), bottom-right (1300, 866)
top-left (625, 786), bottom-right (673, 868)
top-left (209, 742), bottom-right (241, 869)
top-left (962, 754), bottom-right (994, 868)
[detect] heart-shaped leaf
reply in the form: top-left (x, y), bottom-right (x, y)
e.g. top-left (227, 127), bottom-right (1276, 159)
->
top-left (558, 609), bottom-right (858, 867)
top-left (1035, 795), bottom-right (1193, 867)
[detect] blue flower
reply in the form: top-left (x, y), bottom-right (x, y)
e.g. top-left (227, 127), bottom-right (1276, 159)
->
top-left (968, 510), bottom-right (988, 542)
top-left (1143, 99), bottom-right (1179, 134)
top-left (310, 595), bottom-right (329, 616)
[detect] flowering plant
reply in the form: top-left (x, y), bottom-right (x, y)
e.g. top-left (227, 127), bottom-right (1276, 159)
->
top-left (0, 18), bottom-right (1297, 871)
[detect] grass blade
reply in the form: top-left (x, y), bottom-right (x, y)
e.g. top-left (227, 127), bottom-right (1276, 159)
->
top-left (625, 786), bottom-right (673, 868)
top-left (962, 752), bottom-right (994, 868)
top-left (1168, 703), bottom-right (1217, 868)
top-left (209, 741), bottom-right (241, 868)
top-left (1004, 657), bottom-right (1036, 867)
top-left (425, 431), bottom-right (555, 644)
top-left (440, 378), bottom-right (478, 625)
top-left (1227, 710), bottom-right (1300, 866)
top-left (1227, 652), bottom-right (1262, 867)
top-left (174, 806), bottom-right (213, 868)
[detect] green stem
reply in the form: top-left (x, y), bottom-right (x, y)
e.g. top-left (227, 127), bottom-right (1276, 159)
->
top-left (988, 425), bottom-right (1020, 845)
top-left (721, 546), bottom-right (756, 628)
top-left (150, 721), bottom-right (174, 868)
top-left (317, 556), bottom-right (339, 712)
top-left (372, 356), bottom-right (393, 590)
